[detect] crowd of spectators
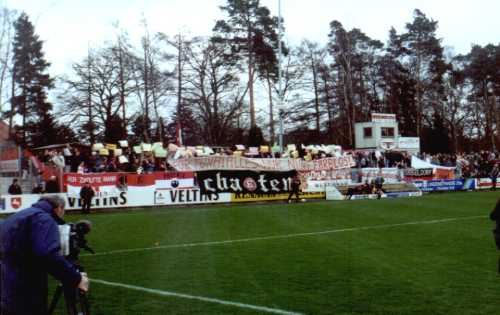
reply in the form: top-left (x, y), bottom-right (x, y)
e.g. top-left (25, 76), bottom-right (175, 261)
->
top-left (2, 136), bottom-right (497, 199)
top-left (31, 143), bottom-right (345, 176)
top-left (30, 144), bottom-right (500, 175)
top-left (349, 150), bottom-right (500, 178)
top-left (9, 142), bottom-right (497, 196)
top-left (34, 146), bottom-right (170, 175)
top-left (351, 151), bottom-right (411, 169)
top-left (412, 151), bottom-right (500, 178)
top-left (456, 151), bottom-right (500, 178)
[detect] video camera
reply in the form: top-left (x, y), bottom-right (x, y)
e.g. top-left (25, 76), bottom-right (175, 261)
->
top-left (52, 220), bottom-right (94, 315)
top-left (59, 220), bottom-right (94, 262)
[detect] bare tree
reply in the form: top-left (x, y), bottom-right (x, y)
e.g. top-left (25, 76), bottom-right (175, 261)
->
top-left (295, 40), bottom-right (329, 135)
top-left (183, 39), bottom-right (247, 145)
top-left (0, 7), bottom-right (15, 113)
top-left (132, 18), bottom-right (175, 142)
top-left (59, 45), bottom-right (136, 143)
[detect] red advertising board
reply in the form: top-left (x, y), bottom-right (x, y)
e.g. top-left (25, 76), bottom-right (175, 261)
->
top-left (63, 171), bottom-right (196, 192)
top-left (64, 173), bottom-right (121, 186)
top-left (153, 171), bottom-right (195, 180)
top-left (126, 174), bottom-right (156, 186)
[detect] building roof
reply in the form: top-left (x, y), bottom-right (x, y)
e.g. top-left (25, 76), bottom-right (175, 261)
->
top-left (32, 143), bottom-right (89, 150)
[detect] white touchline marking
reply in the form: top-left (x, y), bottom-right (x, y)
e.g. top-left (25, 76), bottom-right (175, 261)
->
top-left (85, 215), bottom-right (486, 257)
top-left (91, 278), bottom-right (305, 315)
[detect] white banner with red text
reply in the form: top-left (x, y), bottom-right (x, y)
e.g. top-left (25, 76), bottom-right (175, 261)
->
top-left (63, 172), bottom-right (196, 197)
top-left (168, 156), bottom-right (356, 172)
top-left (64, 173), bottom-right (122, 197)
top-left (476, 178), bottom-right (498, 190)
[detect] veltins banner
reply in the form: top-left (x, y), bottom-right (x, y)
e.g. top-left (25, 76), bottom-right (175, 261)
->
top-left (154, 189), bottom-right (231, 205)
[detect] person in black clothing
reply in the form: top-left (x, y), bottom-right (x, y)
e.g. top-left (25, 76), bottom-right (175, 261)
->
top-left (374, 176), bottom-right (385, 192)
top-left (70, 148), bottom-right (83, 173)
top-left (362, 180), bottom-right (373, 194)
top-left (287, 174), bottom-right (302, 203)
top-left (490, 199), bottom-right (500, 273)
top-left (0, 195), bottom-right (89, 315)
top-left (491, 199), bottom-right (500, 231)
top-left (31, 184), bottom-right (44, 194)
top-left (7, 179), bottom-right (22, 195)
top-left (346, 186), bottom-right (355, 200)
top-left (80, 183), bottom-right (95, 214)
top-left (106, 159), bottom-right (117, 172)
top-left (490, 164), bottom-right (499, 191)
top-left (45, 175), bottom-right (60, 193)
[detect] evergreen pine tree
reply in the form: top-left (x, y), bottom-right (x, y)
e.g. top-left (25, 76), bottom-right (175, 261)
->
top-left (12, 13), bottom-right (57, 147)
top-left (213, 0), bottom-right (281, 128)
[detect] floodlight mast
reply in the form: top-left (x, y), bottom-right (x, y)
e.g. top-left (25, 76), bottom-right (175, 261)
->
top-left (277, 0), bottom-right (284, 154)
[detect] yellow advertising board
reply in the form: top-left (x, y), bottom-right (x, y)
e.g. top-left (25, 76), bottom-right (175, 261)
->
top-left (231, 192), bottom-right (325, 203)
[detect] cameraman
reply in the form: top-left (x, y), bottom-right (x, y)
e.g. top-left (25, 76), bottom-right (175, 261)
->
top-left (0, 196), bottom-right (89, 315)
top-left (490, 198), bottom-right (500, 241)
top-left (490, 199), bottom-right (500, 273)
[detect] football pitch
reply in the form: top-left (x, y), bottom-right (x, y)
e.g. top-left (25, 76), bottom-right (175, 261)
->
top-left (54, 191), bottom-right (500, 314)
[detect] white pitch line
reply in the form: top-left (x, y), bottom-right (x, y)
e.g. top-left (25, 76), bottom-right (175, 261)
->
top-left (85, 215), bottom-right (486, 257)
top-left (91, 278), bottom-right (304, 315)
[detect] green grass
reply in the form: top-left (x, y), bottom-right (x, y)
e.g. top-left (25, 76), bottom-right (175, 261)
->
top-left (49, 191), bottom-right (500, 314)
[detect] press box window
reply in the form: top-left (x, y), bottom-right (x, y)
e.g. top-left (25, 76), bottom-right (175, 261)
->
top-left (363, 127), bottom-right (372, 138)
top-left (381, 127), bottom-right (395, 138)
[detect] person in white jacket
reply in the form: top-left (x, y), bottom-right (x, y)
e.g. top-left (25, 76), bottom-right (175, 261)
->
top-left (51, 151), bottom-right (65, 169)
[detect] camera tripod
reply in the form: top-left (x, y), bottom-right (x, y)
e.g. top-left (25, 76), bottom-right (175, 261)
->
top-left (48, 264), bottom-right (90, 315)
top-left (48, 283), bottom-right (90, 315)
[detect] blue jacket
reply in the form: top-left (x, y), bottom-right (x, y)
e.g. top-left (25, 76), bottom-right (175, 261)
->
top-left (0, 200), bottom-right (81, 315)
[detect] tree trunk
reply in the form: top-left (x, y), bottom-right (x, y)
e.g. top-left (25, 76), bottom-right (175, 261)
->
top-left (149, 59), bottom-right (162, 142)
top-left (118, 43), bottom-right (126, 130)
top-left (415, 51), bottom-right (422, 137)
top-left (0, 49), bottom-right (10, 112)
top-left (311, 54), bottom-right (321, 135)
top-left (143, 43), bottom-right (150, 141)
top-left (344, 62), bottom-right (355, 148)
top-left (248, 58), bottom-right (255, 128)
top-left (8, 67), bottom-right (14, 136)
top-left (247, 24), bottom-right (256, 127)
top-left (341, 69), bottom-right (353, 148)
top-left (87, 51), bottom-right (94, 143)
top-left (322, 73), bottom-right (334, 142)
top-left (177, 34), bottom-right (183, 118)
top-left (358, 69), bottom-right (367, 119)
top-left (483, 81), bottom-right (494, 150)
top-left (266, 74), bottom-right (274, 143)
top-left (21, 80), bottom-right (26, 144)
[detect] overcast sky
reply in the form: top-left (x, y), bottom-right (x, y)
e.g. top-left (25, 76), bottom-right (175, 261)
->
top-left (4, 0), bottom-right (500, 76)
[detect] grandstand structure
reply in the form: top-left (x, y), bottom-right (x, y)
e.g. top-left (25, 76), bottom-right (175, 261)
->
top-left (0, 133), bottom-right (497, 214)
top-left (0, 106), bottom-right (498, 214)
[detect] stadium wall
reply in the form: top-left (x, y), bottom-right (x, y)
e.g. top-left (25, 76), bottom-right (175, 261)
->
top-left (0, 168), bottom-right (492, 214)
